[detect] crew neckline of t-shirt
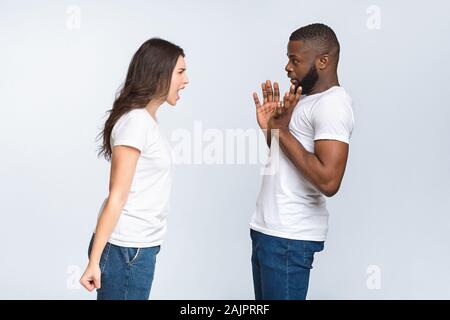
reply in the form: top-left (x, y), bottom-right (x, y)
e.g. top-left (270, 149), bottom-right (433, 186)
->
top-left (140, 108), bottom-right (159, 127)
top-left (301, 85), bottom-right (341, 101)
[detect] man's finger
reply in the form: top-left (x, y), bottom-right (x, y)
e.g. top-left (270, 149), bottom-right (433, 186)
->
top-left (294, 86), bottom-right (303, 105)
top-left (275, 101), bottom-right (285, 117)
top-left (289, 84), bottom-right (295, 96)
top-left (289, 87), bottom-right (296, 103)
top-left (283, 92), bottom-right (289, 108)
top-left (274, 82), bottom-right (280, 102)
top-left (261, 83), bottom-right (268, 104)
top-left (266, 80), bottom-right (273, 102)
top-left (253, 92), bottom-right (262, 108)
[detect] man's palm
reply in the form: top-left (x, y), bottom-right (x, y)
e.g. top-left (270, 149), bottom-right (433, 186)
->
top-left (256, 101), bottom-right (277, 129)
top-left (253, 80), bottom-right (280, 130)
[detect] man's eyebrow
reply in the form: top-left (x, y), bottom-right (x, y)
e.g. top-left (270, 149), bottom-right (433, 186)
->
top-left (287, 54), bottom-right (301, 59)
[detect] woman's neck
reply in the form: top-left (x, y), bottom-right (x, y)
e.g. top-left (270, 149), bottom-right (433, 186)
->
top-left (145, 99), bottom-right (164, 121)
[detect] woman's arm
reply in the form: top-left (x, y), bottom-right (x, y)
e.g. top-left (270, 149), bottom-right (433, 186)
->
top-left (80, 145), bottom-right (140, 291)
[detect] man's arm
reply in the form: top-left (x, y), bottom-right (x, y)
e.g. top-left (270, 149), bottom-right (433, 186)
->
top-left (277, 128), bottom-right (349, 197)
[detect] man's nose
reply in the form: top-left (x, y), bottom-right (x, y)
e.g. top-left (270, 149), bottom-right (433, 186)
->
top-left (285, 64), bottom-right (292, 72)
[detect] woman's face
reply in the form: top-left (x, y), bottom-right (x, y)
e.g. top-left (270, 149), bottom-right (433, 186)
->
top-left (166, 56), bottom-right (189, 106)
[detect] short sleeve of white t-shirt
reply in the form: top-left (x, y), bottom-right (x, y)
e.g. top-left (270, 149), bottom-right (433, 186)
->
top-left (111, 109), bottom-right (151, 152)
top-left (312, 93), bottom-right (354, 144)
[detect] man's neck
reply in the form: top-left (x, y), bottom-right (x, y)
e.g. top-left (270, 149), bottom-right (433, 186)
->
top-left (307, 74), bottom-right (339, 95)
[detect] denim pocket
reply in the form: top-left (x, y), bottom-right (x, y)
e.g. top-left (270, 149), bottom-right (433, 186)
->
top-left (127, 247), bottom-right (141, 266)
top-left (306, 241), bottom-right (325, 254)
top-left (99, 243), bottom-right (112, 273)
top-left (303, 241), bottom-right (325, 269)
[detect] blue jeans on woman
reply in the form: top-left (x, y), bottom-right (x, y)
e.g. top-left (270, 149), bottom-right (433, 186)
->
top-left (250, 229), bottom-right (324, 300)
top-left (88, 234), bottom-right (160, 300)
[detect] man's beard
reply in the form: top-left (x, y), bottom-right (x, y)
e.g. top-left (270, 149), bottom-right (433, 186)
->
top-left (296, 64), bottom-right (319, 95)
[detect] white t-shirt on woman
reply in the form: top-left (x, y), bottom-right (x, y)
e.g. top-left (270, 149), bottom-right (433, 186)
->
top-left (96, 108), bottom-right (173, 248)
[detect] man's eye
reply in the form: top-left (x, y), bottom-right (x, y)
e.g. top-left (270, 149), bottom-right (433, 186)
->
top-left (293, 60), bottom-right (299, 65)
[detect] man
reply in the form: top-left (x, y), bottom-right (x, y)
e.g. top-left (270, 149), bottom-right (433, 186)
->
top-left (251, 23), bottom-right (355, 300)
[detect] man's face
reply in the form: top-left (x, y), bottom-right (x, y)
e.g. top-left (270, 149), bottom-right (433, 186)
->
top-left (285, 40), bottom-right (319, 95)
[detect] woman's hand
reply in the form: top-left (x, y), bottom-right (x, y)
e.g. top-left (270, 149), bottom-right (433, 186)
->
top-left (79, 262), bottom-right (101, 292)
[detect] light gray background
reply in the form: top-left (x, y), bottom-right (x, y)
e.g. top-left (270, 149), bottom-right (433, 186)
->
top-left (1, 0), bottom-right (449, 299)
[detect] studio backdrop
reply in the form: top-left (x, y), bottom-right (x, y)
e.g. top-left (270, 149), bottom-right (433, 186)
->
top-left (1, 0), bottom-right (449, 299)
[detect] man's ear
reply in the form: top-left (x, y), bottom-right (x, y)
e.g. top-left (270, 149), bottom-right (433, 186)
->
top-left (316, 54), bottom-right (329, 70)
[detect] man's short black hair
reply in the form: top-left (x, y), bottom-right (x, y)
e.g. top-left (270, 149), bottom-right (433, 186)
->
top-left (290, 23), bottom-right (340, 58)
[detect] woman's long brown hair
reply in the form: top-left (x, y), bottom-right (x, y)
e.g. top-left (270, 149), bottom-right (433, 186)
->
top-left (97, 38), bottom-right (184, 161)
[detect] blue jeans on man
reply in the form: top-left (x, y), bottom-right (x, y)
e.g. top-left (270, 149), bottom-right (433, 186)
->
top-left (250, 229), bottom-right (324, 300)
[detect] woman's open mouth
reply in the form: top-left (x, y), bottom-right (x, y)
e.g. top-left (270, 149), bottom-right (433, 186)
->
top-left (176, 87), bottom-right (185, 100)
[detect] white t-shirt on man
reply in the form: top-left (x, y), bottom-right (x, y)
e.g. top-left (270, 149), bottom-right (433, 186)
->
top-left (96, 108), bottom-right (173, 248)
top-left (250, 86), bottom-right (355, 241)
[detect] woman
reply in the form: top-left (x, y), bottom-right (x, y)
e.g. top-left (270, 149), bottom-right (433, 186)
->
top-left (79, 38), bottom-right (189, 300)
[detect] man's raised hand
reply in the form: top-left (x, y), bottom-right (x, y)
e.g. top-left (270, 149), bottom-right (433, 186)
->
top-left (253, 80), bottom-right (280, 130)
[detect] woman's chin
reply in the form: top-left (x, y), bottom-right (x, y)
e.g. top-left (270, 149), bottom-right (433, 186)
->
top-left (167, 95), bottom-right (181, 106)
top-left (166, 99), bottom-right (177, 106)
